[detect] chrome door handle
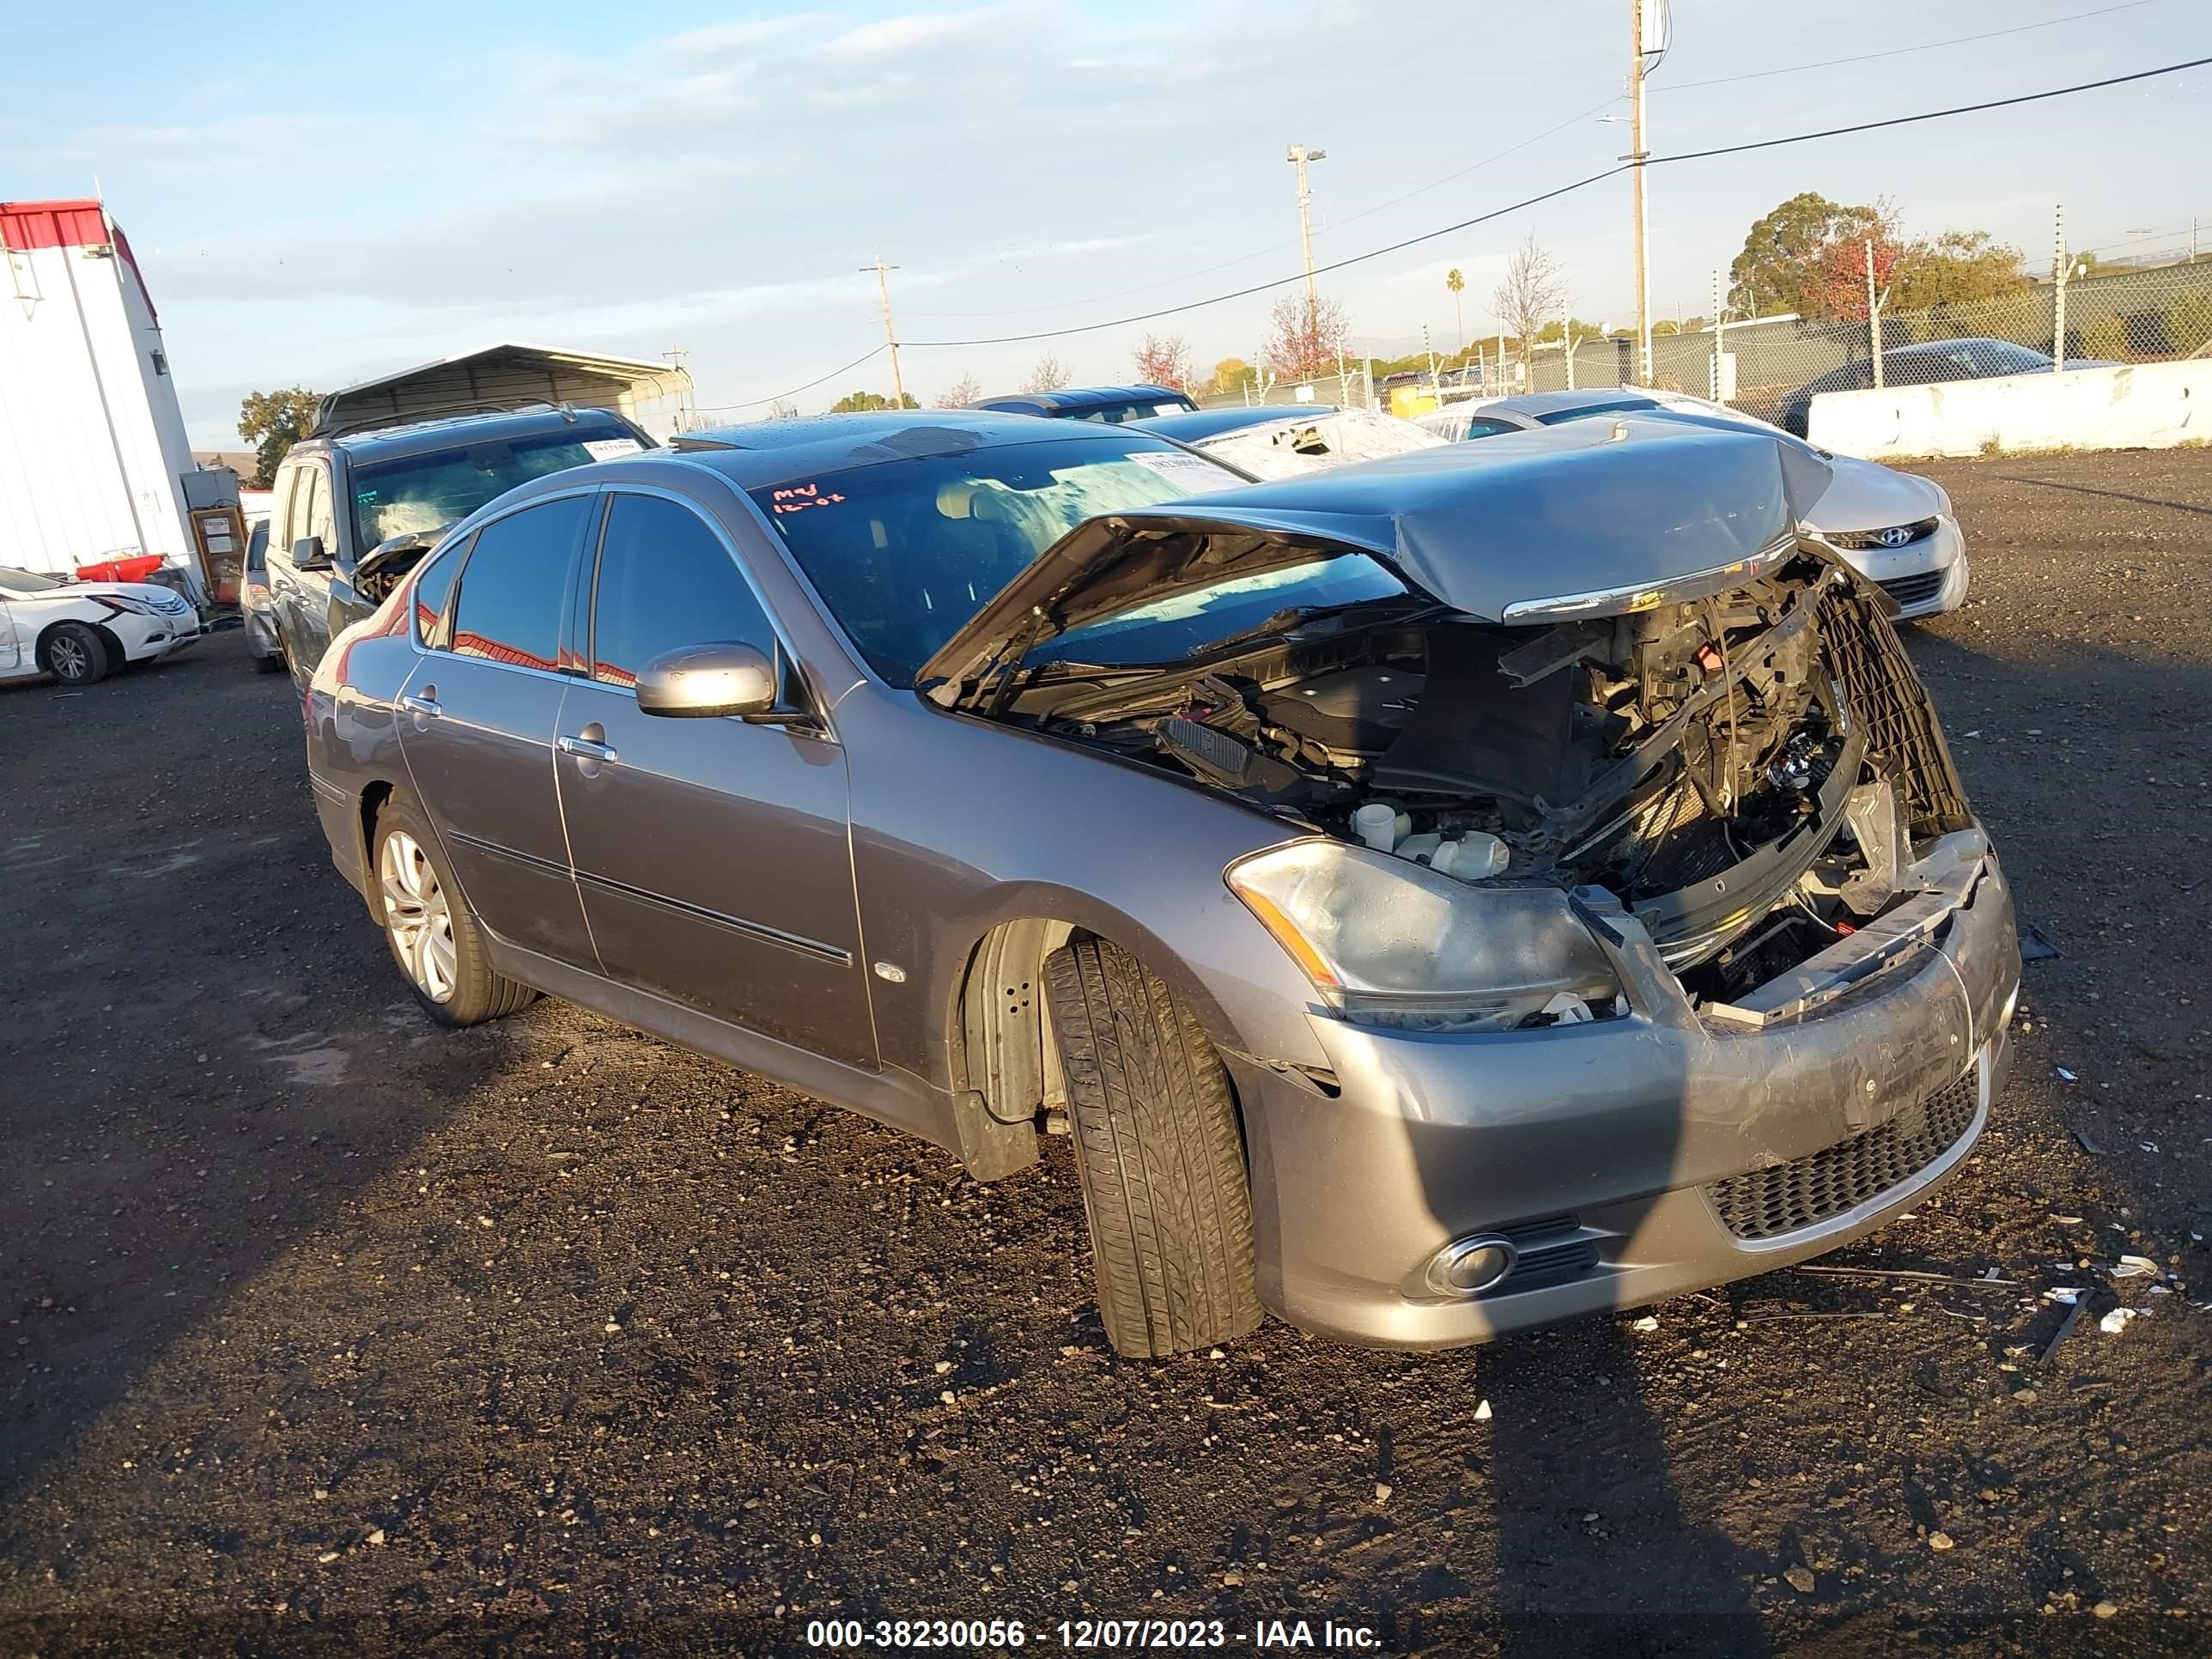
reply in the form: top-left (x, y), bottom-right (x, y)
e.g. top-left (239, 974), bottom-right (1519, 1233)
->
top-left (558, 733), bottom-right (617, 763)
top-left (398, 693), bottom-right (441, 718)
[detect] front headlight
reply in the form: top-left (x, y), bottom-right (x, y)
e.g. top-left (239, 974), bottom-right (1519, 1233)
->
top-left (1225, 840), bottom-right (1622, 1032)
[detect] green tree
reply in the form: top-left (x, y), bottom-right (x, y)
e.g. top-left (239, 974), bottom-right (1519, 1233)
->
top-left (237, 386), bottom-right (321, 488)
top-left (1211, 357), bottom-right (1257, 395)
top-left (1729, 192), bottom-right (1877, 318)
top-left (828, 389), bottom-right (919, 412)
top-left (1445, 267), bottom-right (1466, 349)
top-left (1890, 229), bottom-right (2032, 309)
top-left (1733, 193), bottom-right (2030, 320)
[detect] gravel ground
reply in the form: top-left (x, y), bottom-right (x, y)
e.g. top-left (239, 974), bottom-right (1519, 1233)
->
top-left (3, 447), bottom-right (2208, 1656)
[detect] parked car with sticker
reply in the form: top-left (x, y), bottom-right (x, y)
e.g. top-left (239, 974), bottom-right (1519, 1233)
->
top-left (304, 411), bottom-right (2018, 1359)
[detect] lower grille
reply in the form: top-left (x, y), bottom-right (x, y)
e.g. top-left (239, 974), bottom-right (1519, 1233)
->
top-left (1479, 1213), bottom-right (1601, 1297)
top-left (1705, 1068), bottom-right (1978, 1242)
top-left (1877, 569), bottom-right (1945, 608)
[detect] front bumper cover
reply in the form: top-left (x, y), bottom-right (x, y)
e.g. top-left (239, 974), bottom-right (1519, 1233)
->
top-left (1233, 829), bottom-right (2020, 1348)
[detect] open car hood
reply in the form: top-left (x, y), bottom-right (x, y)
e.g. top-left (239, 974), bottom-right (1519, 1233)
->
top-left (919, 416), bottom-right (1836, 697)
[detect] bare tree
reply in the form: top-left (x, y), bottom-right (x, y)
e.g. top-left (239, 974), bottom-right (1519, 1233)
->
top-left (933, 374), bottom-right (983, 409)
top-left (1492, 234), bottom-right (1566, 386)
top-left (1019, 352), bottom-right (1071, 393)
top-left (768, 398), bottom-right (800, 420)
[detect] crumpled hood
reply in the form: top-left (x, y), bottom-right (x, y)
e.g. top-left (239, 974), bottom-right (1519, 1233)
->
top-left (919, 416), bottom-right (1834, 694)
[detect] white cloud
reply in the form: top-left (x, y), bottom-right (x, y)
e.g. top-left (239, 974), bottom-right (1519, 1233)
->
top-left (820, 6), bottom-right (1001, 58)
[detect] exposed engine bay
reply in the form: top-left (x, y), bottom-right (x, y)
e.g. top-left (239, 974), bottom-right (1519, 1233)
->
top-left (1001, 546), bottom-right (1972, 1012)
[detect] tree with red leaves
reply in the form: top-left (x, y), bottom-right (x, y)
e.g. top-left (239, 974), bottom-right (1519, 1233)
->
top-left (1262, 291), bottom-right (1352, 383)
top-left (1131, 332), bottom-right (1197, 394)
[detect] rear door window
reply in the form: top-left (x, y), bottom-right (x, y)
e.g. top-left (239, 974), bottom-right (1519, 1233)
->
top-left (447, 495), bottom-right (593, 672)
top-left (589, 494), bottom-right (775, 689)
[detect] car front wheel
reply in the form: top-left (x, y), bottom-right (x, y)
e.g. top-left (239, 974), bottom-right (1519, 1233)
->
top-left (372, 793), bottom-right (537, 1027)
top-left (1045, 936), bottom-right (1264, 1358)
top-left (40, 622), bottom-right (112, 686)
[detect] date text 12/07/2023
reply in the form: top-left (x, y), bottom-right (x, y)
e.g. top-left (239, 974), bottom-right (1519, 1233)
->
top-left (802, 1616), bottom-right (1384, 1649)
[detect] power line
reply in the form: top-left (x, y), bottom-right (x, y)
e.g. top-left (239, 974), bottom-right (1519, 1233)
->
top-left (1647, 54), bottom-right (2209, 166)
top-left (899, 94), bottom-right (1626, 322)
top-left (1658, 2), bottom-right (2158, 93)
top-left (902, 54), bottom-right (2212, 350)
top-left (691, 343), bottom-right (887, 413)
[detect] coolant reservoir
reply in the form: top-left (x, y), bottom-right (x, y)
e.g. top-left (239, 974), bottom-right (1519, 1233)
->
top-left (1353, 803), bottom-right (1397, 851)
top-left (1429, 833), bottom-right (1510, 881)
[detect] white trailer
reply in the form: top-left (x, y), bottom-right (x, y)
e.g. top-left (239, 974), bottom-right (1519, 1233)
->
top-left (0, 198), bottom-right (199, 582)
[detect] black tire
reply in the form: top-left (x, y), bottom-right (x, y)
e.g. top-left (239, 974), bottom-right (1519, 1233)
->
top-left (40, 621), bottom-right (112, 686)
top-left (253, 638), bottom-right (287, 673)
top-left (369, 793), bottom-right (537, 1028)
top-left (1044, 937), bottom-right (1263, 1358)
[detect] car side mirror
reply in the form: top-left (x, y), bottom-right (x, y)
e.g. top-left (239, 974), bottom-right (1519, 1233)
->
top-left (635, 641), bottom-right (793, 721)
top-left (291, 535), bottom-right (331, 571)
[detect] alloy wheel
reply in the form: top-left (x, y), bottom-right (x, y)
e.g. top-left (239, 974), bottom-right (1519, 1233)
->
top-left (49, 634), bottom-right (93, 682)
top-left (379, 830), bottom-right (458, 1002)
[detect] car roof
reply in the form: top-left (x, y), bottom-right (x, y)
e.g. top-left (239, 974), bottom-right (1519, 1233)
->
top-left (657, 409), bottom-right (1178, 491)
top-left (963, 385), bottom-right (1189, 416)
top-left (1476, 387), bottom-right (1663, 420)
top-left (294, 405), bottom-right (637, 464)
top-left (1133, 404), bottom-right (1338, 441)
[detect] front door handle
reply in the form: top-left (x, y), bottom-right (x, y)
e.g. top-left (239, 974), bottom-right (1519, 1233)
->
top-left (398, 690), bottom-right (441, 719)
top-left (558, 732), bottom-right (617, 763)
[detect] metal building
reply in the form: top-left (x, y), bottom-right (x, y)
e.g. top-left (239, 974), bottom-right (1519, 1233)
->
top-left (0, 198), bottom-right (199, 580)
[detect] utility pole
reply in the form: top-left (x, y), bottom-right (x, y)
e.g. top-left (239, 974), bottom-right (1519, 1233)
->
top-left (1628, 0), bottom-right (1656, 385)
top-left (662, 348), bottom-right (693, 431)
top-left (1286, 143), bottom-right (1328, 341)
top-left (1865, 240), bottom-right (1884, 389)
top-left (860, 254), bottom-right (907, 409)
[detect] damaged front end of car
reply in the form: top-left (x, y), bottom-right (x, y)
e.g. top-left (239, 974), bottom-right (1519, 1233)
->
top-left (921, 418), bottom-right (1984, 1030)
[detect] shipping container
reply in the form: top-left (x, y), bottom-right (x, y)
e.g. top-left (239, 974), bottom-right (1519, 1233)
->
top-left (0, 198), bottom-right (201, 582)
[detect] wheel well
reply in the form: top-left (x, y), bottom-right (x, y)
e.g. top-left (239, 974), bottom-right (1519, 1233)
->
top-left (359, 781), bottom-right (394, 876)
top-left (39, 618), bottom-right (122, 669)
top-left (956, 918), bottom-right (1083, 1127)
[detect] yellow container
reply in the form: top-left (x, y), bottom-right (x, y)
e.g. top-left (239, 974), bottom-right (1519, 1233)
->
top-left (1389, 386), bottom-right (1439, 420)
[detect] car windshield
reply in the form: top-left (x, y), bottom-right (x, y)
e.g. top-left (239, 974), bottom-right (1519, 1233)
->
top-left (1063, 398), bottom-right (1195, 423)
top-left (0, 565), bottom-right (70, 593)
top-left (348, 422), bottom-right (641, 552)
top-left (748, 434), bottom-right (1244, 684)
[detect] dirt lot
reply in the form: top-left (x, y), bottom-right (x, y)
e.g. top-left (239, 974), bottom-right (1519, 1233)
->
top-left (3, 448), bottom-right (2208, 1656)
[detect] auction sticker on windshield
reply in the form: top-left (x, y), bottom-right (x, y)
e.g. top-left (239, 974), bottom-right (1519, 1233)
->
top-left (1125, 450), bottom-right (1241, 490)
top-left (582, 437), bottom-right (646, 460)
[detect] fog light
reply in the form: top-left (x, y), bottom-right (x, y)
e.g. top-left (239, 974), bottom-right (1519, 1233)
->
top-left (1427, 1234), bottom-right (1518, 1296)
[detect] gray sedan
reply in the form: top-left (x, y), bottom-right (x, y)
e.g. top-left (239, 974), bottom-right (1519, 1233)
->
top-left (305, 411), bottom-right (2018, 1357)
top-left (1420, 389), bottom-right (1969, 619)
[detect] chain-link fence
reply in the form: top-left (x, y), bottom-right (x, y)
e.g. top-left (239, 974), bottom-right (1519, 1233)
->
top-left (1197, 363), bottom-right (1375, 412)
top-left (1507, 258), bottom-right (2212, 431)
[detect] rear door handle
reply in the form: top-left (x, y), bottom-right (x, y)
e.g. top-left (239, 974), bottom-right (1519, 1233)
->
top-left (558, 733), bottom-right (617, 763)
top-left (398, 692), bottom-right (441, 718)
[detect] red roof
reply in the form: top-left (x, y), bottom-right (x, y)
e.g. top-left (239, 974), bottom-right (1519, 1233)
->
top-left (0, 198), bottom-right (157, 321)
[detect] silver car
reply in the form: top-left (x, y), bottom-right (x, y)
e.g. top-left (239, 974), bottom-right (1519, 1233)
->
top-left (306, 411), bottom-right (2018, 1358)
top-left (1419, 389), bottom-right (1969, 619)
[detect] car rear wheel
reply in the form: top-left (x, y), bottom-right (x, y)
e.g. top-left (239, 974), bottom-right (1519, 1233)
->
top-left (40, 622), bottom-right (112, 686)
top-left (1044, 936), bottom-right (1264, 1358)
top-left (372, 794), bottom-right (536, 1028)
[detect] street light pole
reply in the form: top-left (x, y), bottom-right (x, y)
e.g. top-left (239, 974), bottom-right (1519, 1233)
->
top-left (1286, 143), bottom-right (1328, 342)
top-left (1629, 0), bottom-right (1653, 385)
top-left (861, 253), bottom-right (906, 409)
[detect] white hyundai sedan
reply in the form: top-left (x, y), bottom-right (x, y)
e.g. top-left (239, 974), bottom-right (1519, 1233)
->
top-left (0, 565), bottom-right (203, 686)
top-left (1419, 389), bottom-right (1967, 619)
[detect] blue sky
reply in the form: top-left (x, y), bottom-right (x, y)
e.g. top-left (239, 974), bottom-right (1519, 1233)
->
top-left (3, 0), bottom-right (2205, 444)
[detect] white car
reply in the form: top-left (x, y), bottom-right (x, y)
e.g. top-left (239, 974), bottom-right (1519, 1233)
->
top-left (1419, 388), bottom-right (1968, 620)
top-left (0, 565), bottom-right (204, 686)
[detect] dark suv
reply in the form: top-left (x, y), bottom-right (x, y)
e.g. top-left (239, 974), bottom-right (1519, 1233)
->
top-left (262, 407), bottom-right (653, 682)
